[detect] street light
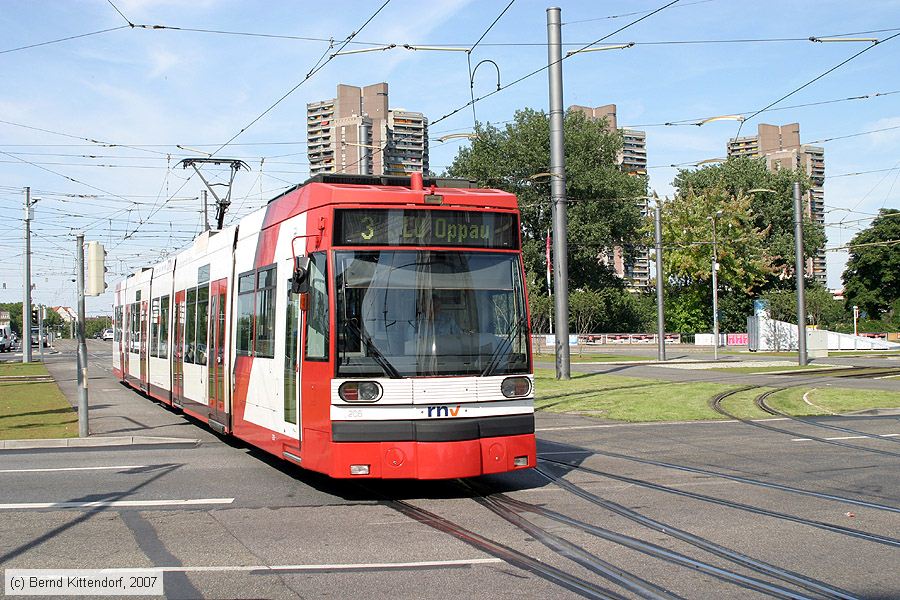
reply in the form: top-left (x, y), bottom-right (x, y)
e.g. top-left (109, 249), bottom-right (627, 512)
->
top-left (809, 36), bottom-right (878, 43)
top-left (565, 42), bottom-right (634, 57)
top-left (708, 209), bottom-right (723, 360)
top-left (697, 115), bottom-right (744, 126)
top-left (436, 133), bottom-right (477, 143)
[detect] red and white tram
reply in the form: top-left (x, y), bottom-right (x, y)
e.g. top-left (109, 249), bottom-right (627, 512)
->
top-left (113, 173), bottom-right (536, 479)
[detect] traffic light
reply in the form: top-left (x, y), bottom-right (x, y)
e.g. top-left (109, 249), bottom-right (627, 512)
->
top-left (85, 241), bottom-right (108, 296)
top-left (31, 307), bottom-right (38, 324)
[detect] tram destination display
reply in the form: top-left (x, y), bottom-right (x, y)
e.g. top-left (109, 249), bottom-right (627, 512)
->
top-left (334, 209), bottom-right (518, 249)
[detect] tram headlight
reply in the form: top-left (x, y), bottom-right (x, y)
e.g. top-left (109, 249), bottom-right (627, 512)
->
top-left (501, 376), bottom-right (532, 398)
top-left (339, 381), bottom-right (383, 403)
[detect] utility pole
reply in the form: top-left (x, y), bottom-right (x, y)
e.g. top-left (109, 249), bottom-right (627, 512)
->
top-left (793, 182), bottom-right (808, 366)
top-left (23, 187), bottom-right (33, 363)
top-left (654, 202), bottom-right (666, 362)
top-left (76, 233), bottom-right (89, 437)
top-left (202, 190), bottom-right (209, 232)
top-left (547, 6), bottom-right (570, 380)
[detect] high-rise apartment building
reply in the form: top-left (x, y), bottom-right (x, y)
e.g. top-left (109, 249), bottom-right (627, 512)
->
top-left (727, 123), bottom-right (826, 283)
top-left (570, 103), bottom-right (650, 290)
top-left (307, 83), bottom-right (428, 177)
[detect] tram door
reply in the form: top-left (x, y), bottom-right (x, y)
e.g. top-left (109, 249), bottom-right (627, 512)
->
top-left (172, 290), bottom-right (185, 407)
top-left (139, 300), bottom-right (149, 390)
top-left (208, 278), bottom-right (228, 428)
top-left (123, 304), bottom-right (130, 378)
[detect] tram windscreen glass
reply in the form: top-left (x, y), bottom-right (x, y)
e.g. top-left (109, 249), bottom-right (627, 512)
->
top-left (334, 209), bottom-right (518, 249)
top-left (334, 250), bottom-right (530, 378)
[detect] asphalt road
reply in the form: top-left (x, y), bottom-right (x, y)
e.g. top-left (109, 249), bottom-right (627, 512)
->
top-left (1, 341), bottom-right (898, 598)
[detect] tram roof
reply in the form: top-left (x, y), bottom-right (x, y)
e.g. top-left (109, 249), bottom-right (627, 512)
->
top-left (267, 173), bottom-right (519, 211)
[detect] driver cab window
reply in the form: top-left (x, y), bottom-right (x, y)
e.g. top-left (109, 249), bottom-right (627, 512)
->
top-left (305, 253), bottom-right (328, 361)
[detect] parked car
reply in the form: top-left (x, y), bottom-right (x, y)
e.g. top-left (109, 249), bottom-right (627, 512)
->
top-left (102, 328), bottom-right (114, 341)
top-left (0, 333), bottom-right (11, 353)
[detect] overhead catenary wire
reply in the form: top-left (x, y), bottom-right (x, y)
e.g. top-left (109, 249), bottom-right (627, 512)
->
top-left (735, 31), bottom-right (900, 137)
top-left (429, 0), bottom-right (684, 127)
top-left (105, 0), bottom-right (135, 27)
top-left (0, 25), bottom-right (129, 55)
top-left (209, 0), bottom-right (391, 156)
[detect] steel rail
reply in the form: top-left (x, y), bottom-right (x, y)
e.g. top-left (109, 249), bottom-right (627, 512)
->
top-left (535, 466), bottom-right (859, 600)
top-left (711, 389), bottom-right (900, 459)
top-left (540, 457), bottom-right (900, 549)
top-left (538, 448), bottom-right (900, 515)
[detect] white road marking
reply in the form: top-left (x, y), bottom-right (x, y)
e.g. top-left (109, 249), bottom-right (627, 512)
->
top-left (0, 498), bottom-right (234, 510)
top-left (791, 433), bottom-right (899, 442)
top-left (0, 465), bottom-right (146, 474)
top-left (100, 558), bottom-right (502, 573)
top-left (801, 388), bottom-right (837, 415)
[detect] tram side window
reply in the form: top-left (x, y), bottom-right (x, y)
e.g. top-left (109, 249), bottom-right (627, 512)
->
top-left (255, 267), bottom-right (277, 359)
top-left (237, 273), bottom-right (255, 355)
top-left (305, 253), bottom-right (329, 361)
top-left (115, 306), bottom-right (122, 342)
top-left (185, 289), bottom-right (197, 364)
top-left (158, 296), bottom-right (170, 359)
top-left (150, 298), bottom-right (160, 357)
top-left (130, 302), bottom-right (140, 352)
top-left (196, 285), bottom-right (209, 365)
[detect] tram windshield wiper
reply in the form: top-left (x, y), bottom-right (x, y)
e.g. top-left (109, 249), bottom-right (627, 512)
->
top-left (481, 315), bottom-right (527, 378)
top-left (343, 318), bottom-right (401, 379)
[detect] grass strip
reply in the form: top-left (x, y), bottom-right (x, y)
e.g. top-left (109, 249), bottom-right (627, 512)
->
top-left (533, 353), bottom-right (651, 363)
top-left (534, 369), bottom-right (738, 422)
top-left (0, 363), bottom-right (50, 377)
top-left (0, 379), bottom-right (77, 440)
top-left (766, 387), bottom-right (900, 416)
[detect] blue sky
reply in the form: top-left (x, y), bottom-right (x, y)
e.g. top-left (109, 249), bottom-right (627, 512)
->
top-left (1, 0), bottom-right (898, 315)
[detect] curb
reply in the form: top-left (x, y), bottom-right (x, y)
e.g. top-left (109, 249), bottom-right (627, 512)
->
top-left (0, 436), bottom-right (201, 450)
top-left (844, 407), bottom-right (900, 416)
top-left (536, 359), bottom-right (740, 366)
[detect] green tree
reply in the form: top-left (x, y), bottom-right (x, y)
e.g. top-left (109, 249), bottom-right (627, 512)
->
top-left (761, 285), bottom-right (844, 328)
top-left (446, 108), bottom-right (647, 292)
top-left (658, 187), bottom-right (769, 292)
top-left (673, 157), bottom-right (825, 284)
top-left (0, 302), bottom-right (23, 335)
top-left (842, 209), bottom-right (900, 320)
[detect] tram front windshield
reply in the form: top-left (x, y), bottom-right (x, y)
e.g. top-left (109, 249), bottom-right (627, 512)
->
top-left (334, 250), bottom-right (529, 378)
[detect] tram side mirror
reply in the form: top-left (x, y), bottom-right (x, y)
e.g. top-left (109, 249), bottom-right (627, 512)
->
top-left (291, 256), bottom-right (311, 294)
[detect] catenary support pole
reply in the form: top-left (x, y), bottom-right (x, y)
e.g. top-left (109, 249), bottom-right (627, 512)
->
top-left (38, 305), bottom-right (44, 362)
top-left (793, 182), bottom-right (808, 366)
top-left (202, 190), bottom-right (209, 232)
top-left (76, 233), bottom-right (89, 437)
top-left (547, 7), bottom-right (570, 380)
top-left (711, 216), bottom-right (719, 361)
top-left (23, 187), bottom-right (33, 363)
top-left (654, 203), bottom-right (666, 362)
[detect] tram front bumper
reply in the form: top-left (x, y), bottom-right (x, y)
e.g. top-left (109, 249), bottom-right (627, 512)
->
top-left (328, 414), bottom-right (536, 479)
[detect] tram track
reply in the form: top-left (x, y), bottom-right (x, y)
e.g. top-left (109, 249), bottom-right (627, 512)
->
top-left (386, 497), bottom-right (628, 600)
top-left (461, 483), bottom-right (683, 600)
top-left (462, 477), bottom-right (851, 600)
top-left (382, 468), bottom-right (867, 600)
top-left (526, 466), bottom-right (859, 600)
top-left (540, 447), bottom-right (900, 515)
top-left (538, 457), bottom-right (900, 549)
top-left (710, 388), bottom-right (900, 459)
top-left (754, 389), bottom-right (900, 445)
